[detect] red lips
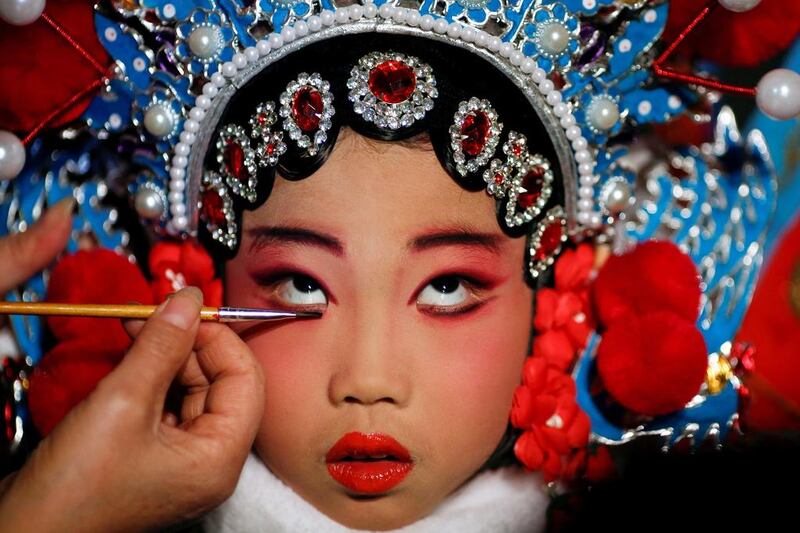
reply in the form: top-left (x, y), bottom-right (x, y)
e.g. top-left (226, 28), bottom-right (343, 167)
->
top-left (326, 432), bottom-right (414, 494)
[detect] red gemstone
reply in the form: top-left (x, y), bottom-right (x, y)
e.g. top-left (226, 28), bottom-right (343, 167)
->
top-left (494, 172), bottom-right (504, 185)
top-left (512, 144), bottom-right (523, 156)
top-left (460, 110), bottom-right (491, 157)
top-left (534, 221), bottom-right (563, 261)
top-left (201, 189), bottom-right (227, 228)
top-left (257, 112), bottom-right (269, 125)
top-left (518, 166), bottom-right (545, 209)
top-left (368, 60), bottom-right (417, 104)
top-left (223, 140), bottom-right (249, 182)
top-left (265, 143), bottom-right (276, 156)
top-left (291, 87), bottom-right (323, 132)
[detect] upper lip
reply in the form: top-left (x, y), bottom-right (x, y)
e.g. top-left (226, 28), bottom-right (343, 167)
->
top-left (326, 432), bottom-right (412, 463)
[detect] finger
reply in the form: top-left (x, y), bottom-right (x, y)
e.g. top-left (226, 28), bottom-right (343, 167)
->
top-left (107, 287), bottom-right (203, 408)
top-left (184, 323), bottom-right (264, 450)
top-left (122, 318), bottom-right (146, 339)
top-left (0, 197), bottom-right (73, 292)
top-left (162, 412), bottom-right (179, 427)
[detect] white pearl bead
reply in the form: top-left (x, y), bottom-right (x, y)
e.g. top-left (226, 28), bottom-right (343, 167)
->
top-left (320, 10), bottom-right (335, 25)
top-left (174, 142), bottom-right (191, 157)
top-left (172, 216), bottom-right (188, 231)
top-left (578, 199), bottom-right (593, 211)
top-left (572, 137), bottom-right (588, 151)
top-left (335, 8), bottom-right (349, 23)
top-left (446, 22), bottom-right (462, 39)
top-left (488, 36), bottom-right (502, 52)
top-left (546, 91), bottom-right (562, 105)
top-left (406, 10), bottom-right (421, 27)
top-left (188, 26), bottom-right (221, 60)
top-left (566, 125), bottom-right (582, 140)
top-left (364, 3), bottom-right (378, 19)
top-left (268, 33), bottom-right (283, 49)
top-left (211, 72), bottom-right (226, 87)
top-left (603, 180), bottom-right (631, 214)
top-left (349, 5), bottom-right (363, 20)
top-left (189, 107), bottom-right (205, 121)
top-left (196, 95), bottom-right (211, 110)
top-left (552, 102), bottom-right (569, 117)
top-left (0, 0), bottom-right (44, 25)
top-left (420, 15), bottom-right (435, 31)
top-left (170, 203), bottom-right (186, 216)
top-left (460, 26), bottom-right (475, 42)
top-left (143, 104), bottom-right (174, 138)
top-left (538, 21), bottom-right (571, 55)
top-left (167, 188), bottom-right (183, 202)
top-left (499, 42), bottom-right (514, 58)
top-left (244, 46), bottom-right (259, 63)
top-left (579, 175), bottom-right (595, 187)
top-left (579, 163), bottom-right (594, 176)
top-left (433, 19), bottom-right (448, 34)
top-left (170, 177), bottom-right (186, 191)
top-left (378, 4), bottom-right (392, 19)
top-left (531, 68), bottom-right (547, 84)
top-left (202, 83), bottom-right (219, 97)
top-left (474, 31), bottom-right (488, 48)
top-left (521, 58), bottom-right (535, 73)
top-left (588, 98), bottom-right (620, 131)
top-left (281, 26), bottom-right (296, 43)
top-left (179, 131), bottom-right (196, 145)
top-left (0, 130), bottom-right (25, 180)
top-left (392, 7), bottom-right (407, 23)
top-left (589, 213), bottom-right (602, 228)
top-left (307, 15), bottom-right (322, 32)
top-left (575, 150), bottom-right (592, 164)
top-left (221, 61), bottom-right (237, 78)
top-left (539, 79), bottom-right (555, 95)
top-left (184, 119), bottom-right (200, 133)
top-left (172, 156), bottom-right (188, 169)
top-left (256, 39), bottom-right (270, 55)
top-left (510, 51), bottom-right (523, 66)
top-left (135, 187), bottom-right (165, 219)
top-left (578, 186), bottom-right (594, 198)
top-left (718, 0), bottom-right (761, 12)
top-left (169, 167), bottom-right (185, 180)
top-left (295, 20), bottom-right (309, 36)
top-left (560, 114), bottom-right (576, 128)
top-left (577, 211), bottom-right (590, 225)
top-left (756, 68), bottom-right (800, 120)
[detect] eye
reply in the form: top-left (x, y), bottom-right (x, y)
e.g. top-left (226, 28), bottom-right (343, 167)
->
top-left (416, 275), bottom-right (486, 315)
top-left (275, 274), bottom-right (328, 305)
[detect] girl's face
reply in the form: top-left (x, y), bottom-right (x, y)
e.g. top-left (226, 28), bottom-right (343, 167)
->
top-left (225, 129), bottom-right (534, 530)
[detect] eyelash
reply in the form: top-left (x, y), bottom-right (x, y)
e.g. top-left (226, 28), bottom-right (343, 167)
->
top-left (252, 270), bottom-right (490, 317)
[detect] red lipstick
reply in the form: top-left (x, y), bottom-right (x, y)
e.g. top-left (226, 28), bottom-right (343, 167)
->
top-left (326, 432), bottom-right (413, 494)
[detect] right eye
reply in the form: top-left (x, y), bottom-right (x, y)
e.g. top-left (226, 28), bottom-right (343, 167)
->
top-left (261, 273), bottom-right (328, 308)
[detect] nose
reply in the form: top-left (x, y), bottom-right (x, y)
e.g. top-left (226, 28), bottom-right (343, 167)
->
top-left (328, 306), bottom-right (412, 408)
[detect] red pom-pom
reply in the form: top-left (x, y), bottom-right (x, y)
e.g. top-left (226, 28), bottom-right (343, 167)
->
top-left (597, 311), bottom-right (708, 416)
top-left (0, 0), bottom-right (109, 133)
top-left (664, 0), bottom-right (800, 68)
top-left (149, 240), bottom-right (223, 306)
top-left (47, 249), bottom-right (152, 349)
top-left (27, 339), bottom-right (118, 436)
top-left (592, 240), bottom-right (701, 328)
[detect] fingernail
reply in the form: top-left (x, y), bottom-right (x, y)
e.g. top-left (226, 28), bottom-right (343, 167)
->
top-left (50, 196), bottom-right (76, 218)
top-left (158, 287), bottom-right (202, 330)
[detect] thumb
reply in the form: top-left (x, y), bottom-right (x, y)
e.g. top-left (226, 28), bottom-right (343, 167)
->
top-left (0, 197), bottom-right (73, 293)
top-left (107, 287), bottom-right (203, 408)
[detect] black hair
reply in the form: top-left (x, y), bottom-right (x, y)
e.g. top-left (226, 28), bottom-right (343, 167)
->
top-left (200, 32), bottom-right (565, 292)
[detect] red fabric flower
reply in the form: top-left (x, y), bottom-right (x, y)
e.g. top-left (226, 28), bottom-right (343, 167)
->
top-left (149, 240), bottom-right (223, 306)
top-left (511, 357), bottom-right (591, 482)
top-left (532, 244), bottom-right (595, 370)
top-left (28, 248), bottom-right (152, 436)
top-left (664, 0), bottom-right (800, 68)
top-left (563, 445), bottom-right (616, 483)
top-left (0, 0), bottom-right (110, 133)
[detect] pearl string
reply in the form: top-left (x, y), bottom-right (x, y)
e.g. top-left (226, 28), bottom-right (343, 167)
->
top-left (166, 3), bottom-right (602, 233)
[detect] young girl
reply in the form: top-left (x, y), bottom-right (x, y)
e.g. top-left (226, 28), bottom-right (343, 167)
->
top-left (0, 0), bottom-right (793, 530)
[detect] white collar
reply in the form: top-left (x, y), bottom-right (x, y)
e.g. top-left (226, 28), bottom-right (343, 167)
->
top-left (204, 454), bottom-right (549, 533)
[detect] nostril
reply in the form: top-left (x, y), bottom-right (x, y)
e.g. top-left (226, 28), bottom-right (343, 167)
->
top-left (343, 395), bottom-right (397, 405)
top-left (344, 396), bottom-right (360, 404)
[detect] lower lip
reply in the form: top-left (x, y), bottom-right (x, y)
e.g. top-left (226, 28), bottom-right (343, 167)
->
top-left (327, 460), bottom-right (413, 494)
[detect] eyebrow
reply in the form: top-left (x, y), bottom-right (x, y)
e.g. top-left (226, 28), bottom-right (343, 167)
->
top-left (247, 224), bottom-right (504, 257)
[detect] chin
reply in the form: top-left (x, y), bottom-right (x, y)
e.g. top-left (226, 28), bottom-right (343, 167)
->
top-left (318, 492), bottom-right (433, 531)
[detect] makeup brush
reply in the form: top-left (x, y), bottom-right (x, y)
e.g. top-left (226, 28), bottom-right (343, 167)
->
top-left (0, 302), bottom-right (321, 322)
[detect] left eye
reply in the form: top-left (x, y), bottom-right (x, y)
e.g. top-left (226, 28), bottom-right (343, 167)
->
top-left (274, 274), bottom-right (328, 307)
top-left (417, 276), bottom-right (469, 306)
